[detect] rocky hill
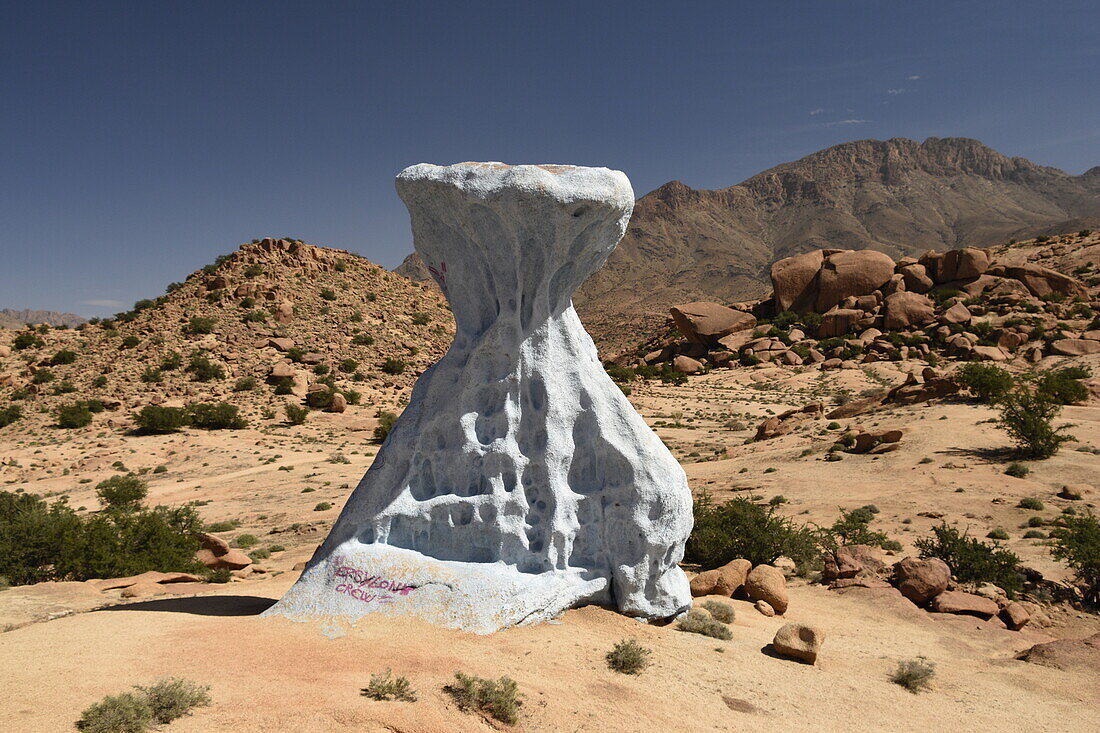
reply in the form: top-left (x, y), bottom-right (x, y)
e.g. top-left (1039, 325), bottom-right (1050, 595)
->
top-left (0, 238), bottom-right (453, 434)
top-left (621, 230), bottom-right (1100, 389)
top-left (0, 308), bottom-right (86, 329)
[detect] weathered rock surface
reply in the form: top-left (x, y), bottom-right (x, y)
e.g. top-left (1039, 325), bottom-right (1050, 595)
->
top-left (893, 557), bottom-right (950, 605)
top-left (1018, 632), bottom-right (1100, 671)
top-left (772, 623), bottom-right (824, 664)
top-left (268, 163), bottom-right (692, 633)
top-left (929, 590), bottom-right (999, 618)
top-left (744, 564), bottom-right (788, 614)
top-left (670, 302), bottom-right (755, 346)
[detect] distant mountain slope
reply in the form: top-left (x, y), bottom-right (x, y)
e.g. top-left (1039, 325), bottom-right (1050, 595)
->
top-left (390, 138), bottom-right (1100, 354)
top-left (0, 308), bottom-right (86, 329)
top-left (572, 137), bottom-right (1100, 352)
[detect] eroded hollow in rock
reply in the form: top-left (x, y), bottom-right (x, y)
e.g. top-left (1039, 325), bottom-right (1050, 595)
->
top-left (266, 162), bottom-right (693, 633)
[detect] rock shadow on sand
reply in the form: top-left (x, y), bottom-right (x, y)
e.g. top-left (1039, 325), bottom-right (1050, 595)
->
top-left (101, 595), bottom-right (276, 616)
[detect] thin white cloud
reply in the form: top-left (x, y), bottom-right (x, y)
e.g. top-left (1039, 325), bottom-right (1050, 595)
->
top-left (809, 108), bottom-right (824, 116)
top-left (82, 299), bottom-right (124, 308)
top-left (826, 119), bottom-right (869, 126)
top-left (887, 88), bottom-right (910, 95)
top-left (906, 74), bottom-right (922, 80)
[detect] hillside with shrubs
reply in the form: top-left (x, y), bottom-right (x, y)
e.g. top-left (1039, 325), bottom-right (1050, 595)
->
top-left (0, 238), bottom-right (454, 436)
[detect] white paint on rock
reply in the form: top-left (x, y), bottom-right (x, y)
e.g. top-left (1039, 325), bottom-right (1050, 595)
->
top-left (266, 162), bottom-right (692, 633)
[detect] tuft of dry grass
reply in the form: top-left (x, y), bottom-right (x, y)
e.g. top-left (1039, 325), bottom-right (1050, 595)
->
top-left (361, 669), bottom-right (417, 702)
top-left (606, 638), bottom-right (652, 675)
top-left (677, 608), bottom-right (733, 640)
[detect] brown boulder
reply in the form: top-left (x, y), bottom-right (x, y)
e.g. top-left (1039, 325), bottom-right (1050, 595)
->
top-left (882, 292), bottom-right (935, 330)
top-left (1003, 264), bottom-right (1087, 298)
top-left (670, 302), bottom-right (756, 345)
top-left (273, 301), bottom-right (295, 324)
top-left (744, 564), bottom-right (788, 614)
top-left (939, 302), bottom-right (972, 324)
top-left (1018, 632), bottom-right (1100, 672)
top-left (267, 337), bottom-right (295, 352)
top-left (325, 393), bottom-right (348, 413)
top-left (196, 548), bottom-right (252, 571)
top-left (1050, 339), bottom-right (1100, 356)
top-left (269, 362), bottom-right (295, 380)
top-left (772, 623), bottom-right (824, 664)
top-left (929, 590), bottom-right (999, 618)
top-left (816, 250), bottom-right (896, 312)
top-left (893, 557), bottom-right (950, 605)
top-left (671, 355), bottom-right (703, 374)
top-left (1000, 601), bottom-right (1030, 631)
top-left (824, 544), bottom-right (887, 580)
top-left (817, 308), bottom-right (862, 338)
top-left (971, 345), bottom-right (1009, 362)
top-left (771, 250), bottom-right (826, 312)
top-left (898, 263), bottom-right (933, 293)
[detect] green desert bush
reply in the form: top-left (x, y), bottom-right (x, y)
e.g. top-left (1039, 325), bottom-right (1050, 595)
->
top-left (233, 533), bottom-right (259, 549)
top-left (185, 316), bottom-right (217, 335)
top-left (13, 331), bottom-right (44, 350)
top-left (891, 657), bottom-right (936, 694)
top-left (187, 354), bottom-right (225, 382)
top-left (0, 405), bottom-right (21, 428)
top-left (361, 669), bottom-right (417, 702)
top-left (955, 363), bottom-right (1014, 403)
top-left (314, 502), bottom-right (333, 511)
top-left (76, 691), bottom-right (153, 733)
top-left (141, 367), bottom-right (163, 383)
top-left (606, 639), bottom-right (651, 675)
top-left (160, 351), bottom-right (183, 370)
top-left (701, 600), bottom-right (736, 623)
top-left (677, 608), bottom-right (732, 640)
top-left (685, 493), bottom-right (821, 572)
top-left (233, 376), bottom-right (258, 392)
top-left (285, 403), bottom-right (309, 425)
top-left (997, 386), bottom-right (1075, 459)
top-left (1005, 462), bottom-right (1030, 478)
top-left (374, 410), bottom-right (397, 442)
top-left (915, 523), bottom-right (1021, 596)
top-left (186, 402), bottom-right (246, 430)
top-left (95, 475), bottom-right (148, 512)
top-left (1017, 497), bottom-right (1045, 510)
top-left (987, 528), bottom-right (1010, 540)
top-left (33, 368), bottom-right (55, 384)
top-left (447, 672), bottom-right (522, 725)
top-left (381, 357), bottom-right (406, 375)
top-left (56, 402), bottom-right (93, 428)
top-left (50, 349), bottom-right (77, 365)
top-left (351, 333), bottom-right (374, 346)
top-left (1048, 511), bottom-right (1100, 606)
top-left (133, 405), bottom-right (189, 434)
top-left (0, 490), bottom-right (202, 585)
top-left (1035, 367), bottom-right (1090, 405)
top-left (136, 678), bottom-right (211, 724)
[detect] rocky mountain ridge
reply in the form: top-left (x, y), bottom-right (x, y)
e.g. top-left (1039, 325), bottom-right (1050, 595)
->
top-left (0, 308), bottom-right (87, 330)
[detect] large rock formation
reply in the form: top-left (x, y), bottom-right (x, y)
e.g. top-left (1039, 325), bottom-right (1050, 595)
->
top-left (267, 163), bottom-right (693, 633)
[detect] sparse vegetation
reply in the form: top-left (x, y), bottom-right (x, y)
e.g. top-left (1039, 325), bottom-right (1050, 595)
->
top-left (56, 402), bottom-right (93, 429)
top-left (361, 669), bottom-right (417, 702)
top-left (996, 385), bottom-right (1075, 459)
top-left (446, 672), bottom-right (523, 725)
top-left (95, 475), bottom-right (148, 511)
top-left (185, 316), bottom-right (217, 335)
top-left (955, 363), bottom-right (1014, 403)
top-left (381, 357), bottom-right (406, 375)
top-left (77, 678), bottom-right (209, 732)
top-left (187, 354), bottom-right (225, 382)
top-left (701, 600), bottom-right (736, 623)
top-left (0, 405), bottom-right (22, 428)
top-left (1005, 462), bottom-right (1030, 478)
top-left (136, 678), bottom-right (212, 725)
top-left (133, 405), bottom-right (189, 434)
top-left (891, 657), bottom-right (936, 693)
top-left (285, 403), bottom-right (309, 425)
top-left (187, 402), bottom-right (247, 430)
top-left (915, 523), bottom-right (1021, 596)
top-left (606, 639), bottom-right (651, 674)
top-left (1017, 497), bottom-right (1044, 511)
top-left (1048, 511), bottom-right (1100, 606)
top-left (677, 608), bottom-right (733, 640)
top-left (374, 410), bottom-right (398, 442)
top-left (686, 493), bottom-right (821, 572)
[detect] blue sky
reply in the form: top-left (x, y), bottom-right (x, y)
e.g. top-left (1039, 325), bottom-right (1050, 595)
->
top-left (2, 1), bottom-right (1098, 317)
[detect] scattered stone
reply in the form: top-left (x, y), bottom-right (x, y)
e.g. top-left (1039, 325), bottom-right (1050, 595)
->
top-left (882, 292), bottom-right (935, 330)
top-left (1059, 484), bottom-right (1090, 500)
top-left (672, 354), bottom-right (703, 374)
top-left (744, 564), bottom-right (788, 615)
top-left (670, 302), bottom-right (756, 346)
top-left (999, 601), bottom-right (1030, 631)
top-left (929, 590), bottom-right (999, 618)
top-left (1018, 632), bottom-right (1100, 672)
top-left (771, 623), bottom-right (824, 664)
top-left (754, 600), bottom-right (775, 617)
top-left (893, 557), bottom-right (950, 605)
top-left (1050, 339), bottom-right (1100, 356)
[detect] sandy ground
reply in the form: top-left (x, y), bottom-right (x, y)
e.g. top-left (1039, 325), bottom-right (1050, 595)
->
top-left (2, 358), bottom-right (1099, 731)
